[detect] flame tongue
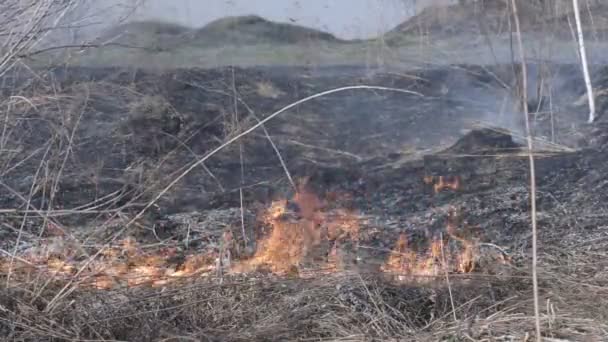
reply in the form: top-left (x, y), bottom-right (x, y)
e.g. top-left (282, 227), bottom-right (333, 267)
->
top-left (381, 177), bottom-right (481, 281)
top-left (237, 180), bottom-right (360, 275)
top-left (426, 175), bottom-right (461, 194)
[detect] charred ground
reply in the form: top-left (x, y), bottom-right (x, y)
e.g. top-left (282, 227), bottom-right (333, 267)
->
top-left (0, 63), bottom-right (597, 220)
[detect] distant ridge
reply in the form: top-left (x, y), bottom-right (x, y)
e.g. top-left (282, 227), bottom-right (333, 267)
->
top-left (385, 0), bottom-right (608, 43)
top-left (386, 0), bottom-right (544, 39)
top-left (192, 15), bottom-right (342, 45)
top-left (98, 15), bottom-right (343, 50)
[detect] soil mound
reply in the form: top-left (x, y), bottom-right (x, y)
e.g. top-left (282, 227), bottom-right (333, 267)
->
top-left (442, 127), bottom-right (521, 154)
top-left (98, 15), bottom-right (342, 51)
top-left (98, 20), bottom-right (191, 50)
top-left (386, 0), bottom-right (608, 41)
top-left (191, 15), bottom-right (341, 46)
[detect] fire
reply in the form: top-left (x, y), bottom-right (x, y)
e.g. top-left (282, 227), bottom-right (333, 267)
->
top-left (242, 209), bottom-right (322, 274)
top-left (0, 174), bottom-right (502, 289)
top-left (381, 233), bottom-right (447, 281)
top-left (446, 206), bottom-right (477, 273)
top-left (381, 228), bottom-right (475, 281)
top-left (424, 175), bottom-right (461, 193)
top-left (2, 188), bottom-right (345, 289)
top-left (381, 177), bottom-right (481, 281)
top-left (234, 180), bottom-right (360, 275)
top-left (382, 233), bottom-right (418, 274)
top-left (0, 238), bottom-right (218, 290)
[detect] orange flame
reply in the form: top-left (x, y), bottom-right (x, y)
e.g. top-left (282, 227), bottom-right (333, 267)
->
top-left (381, 233), bottom-right (447, 281)
top-left (235, 181), bottom-right (360, 275)
top-left (424, 175), bottom-right (461, 193)
top-left (381, 177), bottom-right (485, 281)
top-left (0, 238), bottom-right (218, 290)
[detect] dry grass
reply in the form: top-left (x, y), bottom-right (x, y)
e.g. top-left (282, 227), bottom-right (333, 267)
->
top-left (2, 221), bottom-right (608, 341)
top-left (1, 250), bottom-right (607, 341)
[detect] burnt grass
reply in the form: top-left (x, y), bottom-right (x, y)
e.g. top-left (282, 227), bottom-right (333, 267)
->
top-left (1, 63), bottom-right (608, 340)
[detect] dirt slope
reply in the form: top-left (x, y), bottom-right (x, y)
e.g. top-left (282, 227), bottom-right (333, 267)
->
top-left (386, 0), bottom-right (608, 42)
top-left (98, 15), bottom-right (343, 51)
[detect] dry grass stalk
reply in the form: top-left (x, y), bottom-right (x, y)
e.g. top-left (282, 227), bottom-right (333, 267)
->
top-left (511, 0), bottom-right (542, 340)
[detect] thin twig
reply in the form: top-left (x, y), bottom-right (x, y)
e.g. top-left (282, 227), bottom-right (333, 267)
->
top-left (440, 232), bottom-right (458, 323)
top-left (5, 142), bottom-right (53, 287)
top-left (231, 66), bottom-right (248, 248)
top-left (183, 79), bottom-right (296, 191)
top-left (43, 85), bottom-right (89, 235)
top-left (285, 139), bottom-right (364, 161)
top-left (511, 1), bottom-right (542, 340)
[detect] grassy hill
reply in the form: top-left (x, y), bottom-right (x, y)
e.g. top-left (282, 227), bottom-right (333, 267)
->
top-left (40, 4), bottom-right (608, 69)
top-left (73, 15), bottom-right (352, 68)
top-left (97, 15), bottom-right (343, 51)
top-left (188, 15), bottom-right (343, 46)
top-left (97, 20), bottom-right (191, 51)
top-left (385, 0), bottom-right (608, 44)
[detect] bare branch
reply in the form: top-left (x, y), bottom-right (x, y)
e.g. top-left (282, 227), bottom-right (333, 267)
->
top-left (510, 0), bottom-right (542, 340)
top-left (572, 0), bottom-right (596, 123)
top-left (0, 0), bottom-right (78, 77)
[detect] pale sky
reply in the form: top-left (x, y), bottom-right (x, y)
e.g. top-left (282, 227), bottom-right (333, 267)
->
top-left (124, 0), bottom-right (457, 39)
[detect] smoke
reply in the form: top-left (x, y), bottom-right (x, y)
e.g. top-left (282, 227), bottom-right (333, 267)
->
top-left (430, 60), bottom-right (589, 142)
top-left (38, 0), bottom-right (600, 142)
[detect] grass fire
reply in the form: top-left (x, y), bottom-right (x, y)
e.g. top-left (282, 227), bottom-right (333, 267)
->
top-left (2, 1), bottom-right (608, 341)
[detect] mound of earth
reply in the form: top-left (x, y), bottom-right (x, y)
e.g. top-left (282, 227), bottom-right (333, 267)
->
top-left (387, 0), bottom-right (540, 39)
top-left (97, 20), bottom-right (192, 50)
top-left (188, 15), bottom-right (343, 46)
top-left (386, 0), bottom-right (608, 42)
top-left (439, 127), bottom-right (522, 154)
top-left (103, 20), bottom-right (191, 37)
top-left (97, 15), bottom-right (342, 52)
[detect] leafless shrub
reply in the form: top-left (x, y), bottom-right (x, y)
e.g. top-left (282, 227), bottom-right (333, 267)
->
top-left (0, 0), bottom-right (83, 77)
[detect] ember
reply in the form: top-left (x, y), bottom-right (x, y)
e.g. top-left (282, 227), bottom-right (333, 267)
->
top-left (428, 175), bottom-right (461, 193)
